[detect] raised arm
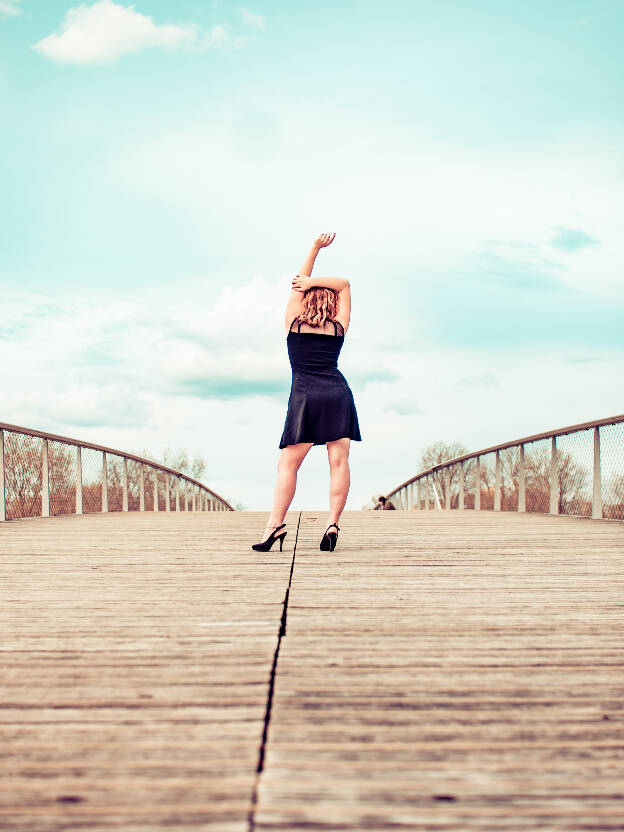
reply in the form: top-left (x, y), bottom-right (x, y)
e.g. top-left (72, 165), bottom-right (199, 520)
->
top-left (295, 275), bottom-right (350, 292)
top-left (284, 232), bottom-right (337, 330)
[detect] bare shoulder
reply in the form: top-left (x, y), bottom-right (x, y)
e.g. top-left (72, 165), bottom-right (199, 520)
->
top-left (284, 289), bottom-right (303, 333)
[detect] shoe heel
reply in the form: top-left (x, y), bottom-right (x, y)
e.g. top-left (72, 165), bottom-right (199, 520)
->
top-left (279, 533), bottom-right (286, 551)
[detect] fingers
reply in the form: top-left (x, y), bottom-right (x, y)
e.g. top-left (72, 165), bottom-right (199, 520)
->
top-left (316, 232), bottom-right (336, 247)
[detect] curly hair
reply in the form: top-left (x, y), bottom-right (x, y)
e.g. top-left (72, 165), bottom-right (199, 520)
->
top-left (297, 287), bottom-right (338, 327)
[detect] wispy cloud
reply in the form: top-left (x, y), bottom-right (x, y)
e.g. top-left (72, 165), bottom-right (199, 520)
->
top-left (550, 227), bottom-right (600, 252)
top-left (31, 1), bottom-right (253, 66)
top-left (0, 0), bottom-right (23, 17)
top-left (458, 374), bottom-right (498, 387)
top-left (240, 7), bottom-right (265, 30)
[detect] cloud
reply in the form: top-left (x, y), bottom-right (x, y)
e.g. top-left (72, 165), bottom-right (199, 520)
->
top-left (199, 23), bottom-right (230, 50)
top-left (458, 374), bottom-right (498, 387)
top-left (550, 227), bottom-right (600, 252)
top-left (240, 7), bottom-right (265, 29)
top-left (32, 1), bottom-right (204, 65)
top-left (0, 0), bottom-right (23, 17)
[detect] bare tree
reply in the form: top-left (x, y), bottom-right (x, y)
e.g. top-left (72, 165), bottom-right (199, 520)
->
top-left (419, 441), bottom-right (469, 508)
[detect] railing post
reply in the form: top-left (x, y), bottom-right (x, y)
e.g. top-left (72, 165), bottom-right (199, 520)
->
top-left (153, 469), bottom-right (158, 512)
top-left (549, 436), bottom-right (558, 515)
top-left (474, 456), bottom-right (480, 510)
top-left (445, 469), bottom-right (451, 510)
top-left (423, 479), bottom-right (429, 511)
top-left (165, 475), bottom-right (171, 512)
top-left (139, 464), bottom-right (145, 511)
top-left (42, 439), bottom-right (50, 517)
top-left (494, 450), bottom-right (501, 511)
top-left (176, 478), bottom-right (181, 512)
top-left (592, 426), bottom-right (602, 519)
top-left (101, 452), bottom-right (108, 513)
top-left (0, 430), bottom-right (5, 522)
top-left (76, 446), bottom-right (83, 515)
top-left (122, 457), bottom-right (129, 512)
top-left (432, 480), bottom-right (442, 511)
top-left (518, 444), bottom-right (526, 512)
top-left (416, 479), bottom-right (421, 510)
top-left (193, 487), bottom-right (197, 513)
top-left (458, 464), bottom-right (465, 511)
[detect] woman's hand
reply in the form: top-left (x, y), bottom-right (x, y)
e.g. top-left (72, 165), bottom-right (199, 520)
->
top-left (292, 274), bottom-right (312, 292)
top-left (314, 232), bottom-right (336, 249)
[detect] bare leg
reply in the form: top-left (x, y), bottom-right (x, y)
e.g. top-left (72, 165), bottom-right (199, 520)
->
top-left (326, 438), bottom-right (351, 528)
top-left (259, 442), bottom-right (314, 543)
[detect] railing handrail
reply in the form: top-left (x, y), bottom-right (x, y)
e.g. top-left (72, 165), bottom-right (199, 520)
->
top-left (385, 413), bottom-right (624, 499)
top-left (0, 421), bottom-right (233, 510)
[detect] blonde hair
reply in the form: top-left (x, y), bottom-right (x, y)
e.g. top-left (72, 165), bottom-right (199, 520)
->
top-left (297, 287), bottom-right (338, 327)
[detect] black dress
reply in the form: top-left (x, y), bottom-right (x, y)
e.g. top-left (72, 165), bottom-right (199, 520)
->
top-left (279, 317), bottom-right (362, 449)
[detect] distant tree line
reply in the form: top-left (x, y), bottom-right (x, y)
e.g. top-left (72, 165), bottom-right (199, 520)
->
top-left (2, 432), bottom-right (243, 518)
top-left (366, 439), bottom-right (622, 519)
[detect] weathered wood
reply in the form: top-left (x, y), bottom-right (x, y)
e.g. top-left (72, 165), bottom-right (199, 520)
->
top-left (0, 511), bottom-right (294, 831)
top-left (1, 510), bottom-right (623, 830)
top-left (255, 510), bottom-right (624, 830)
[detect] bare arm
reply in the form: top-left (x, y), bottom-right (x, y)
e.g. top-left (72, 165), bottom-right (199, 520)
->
top-left (284, 232), bottom-right (336, 330)
top-left (293, 274), bottom-right (350, 292)
top-left (298, 244), bottom-right (322, 280)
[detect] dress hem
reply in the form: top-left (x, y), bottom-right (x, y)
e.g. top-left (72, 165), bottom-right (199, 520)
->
top-left (279, 434), bottom-right (363, 449)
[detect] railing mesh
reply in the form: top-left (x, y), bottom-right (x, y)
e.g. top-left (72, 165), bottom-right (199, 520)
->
top-left (144, 466), bottom-right (155, 512)
top-left (556, 429), bottom-right (592, 517)
top-left (106, 453), bottom-right (124, 512)
top-left (127, 459), bottom-right (142, 512)
top-left (81, 447), bottom-right (103, 514)
top-left (384, 416), bottom-right (623, 521)
top-left (4, 431), bottom-right (43, 520)
top-left (601, 422), bottom-right (624, 520)
top-left (49, 440), bottom-right (77, 516)
top-left (524, 438), bottom-right (551, 514)
top-left (500, 446), bottom-right (519, 511)
top-left (479, 452), bottom-right (495, 511)
top-left (463, 458), bottom-right (476, 510)
top-left (1, 425), bottom-right (231, 521)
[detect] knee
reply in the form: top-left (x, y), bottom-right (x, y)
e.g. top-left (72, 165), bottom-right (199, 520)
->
top-left (278, 457), bottom-right (300, 475)
top-left (329, 454), bottom-right (349, 471)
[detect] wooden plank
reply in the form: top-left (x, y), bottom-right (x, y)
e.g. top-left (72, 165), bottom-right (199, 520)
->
top-left (255, 510), bottom-right (624, 830)
top-left (2, 509), bottom-right (623, 830)
top-left (0, 511), bottom-right (295, 831)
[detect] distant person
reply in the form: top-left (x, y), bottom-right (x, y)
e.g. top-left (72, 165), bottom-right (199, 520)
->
top-left (374, 495), bottom-right (396, 510)
top-left (252, 232), bottom-right (362, 553)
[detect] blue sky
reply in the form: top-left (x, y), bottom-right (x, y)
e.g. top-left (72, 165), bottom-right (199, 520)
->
top-left (1, 0), bottom-right (623, 510)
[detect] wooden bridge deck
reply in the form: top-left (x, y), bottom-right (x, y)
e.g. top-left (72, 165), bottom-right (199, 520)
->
top-left (1, 510), bottom-right (623, 831)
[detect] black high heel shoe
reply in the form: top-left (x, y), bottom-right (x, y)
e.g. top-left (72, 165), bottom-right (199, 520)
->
top-left (320, 523), bottom-right (340, 552)
top-left (252, 523), bottom-right (287, 552)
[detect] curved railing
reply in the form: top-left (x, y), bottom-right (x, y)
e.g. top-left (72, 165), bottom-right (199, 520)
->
top-left (383, 414), bottom-right (624, 520)
top-left (0, 422), bottom-right (233, 521)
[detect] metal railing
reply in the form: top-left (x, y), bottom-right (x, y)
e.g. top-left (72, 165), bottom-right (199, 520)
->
top-left (0, 422), bottom-right (233, 521)
top-left (383, 414), bottom-right (624, 520)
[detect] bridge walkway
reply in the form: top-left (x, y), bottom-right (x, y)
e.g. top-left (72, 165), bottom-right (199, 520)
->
top-left (1, 510), bottom-right (623, 830)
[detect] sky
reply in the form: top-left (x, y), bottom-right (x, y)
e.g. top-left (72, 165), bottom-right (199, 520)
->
top-left (1, 0), bottom-right (623, 510)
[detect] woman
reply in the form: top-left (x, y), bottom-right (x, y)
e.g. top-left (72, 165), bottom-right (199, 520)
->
top-left (252, 232), bottom-right (362, 553)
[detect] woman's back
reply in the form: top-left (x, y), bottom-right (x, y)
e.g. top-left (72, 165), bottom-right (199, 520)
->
top-left (288, 317), bottom-right (345, 336)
